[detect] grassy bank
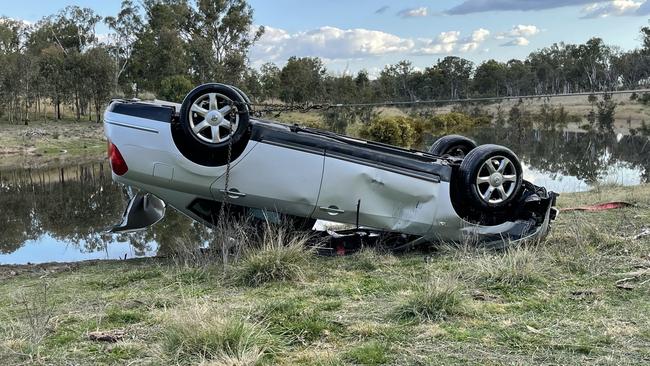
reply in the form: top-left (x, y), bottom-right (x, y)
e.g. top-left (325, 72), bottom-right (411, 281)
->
top-left (0, 121), bottom-right (105, 170)
top-left (1, 185), bottom-right (649, 365)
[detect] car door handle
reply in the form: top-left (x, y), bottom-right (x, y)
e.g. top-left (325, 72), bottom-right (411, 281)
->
top-left (219, 189), bottom-right (246, 198)
top-left (319, 206), bottom-right (345, 215)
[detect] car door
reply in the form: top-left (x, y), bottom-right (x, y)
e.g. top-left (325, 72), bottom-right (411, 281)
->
top-left (314, 156), bottom-right (439, 235)
top-left (210, 142), bottom-right (324, 218)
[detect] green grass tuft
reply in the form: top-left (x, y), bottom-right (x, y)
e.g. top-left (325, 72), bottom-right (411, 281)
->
top-left (234, 225), bottom-right (312, 286)
top-left (471, 245), bottom-right (544, 288)
top-left (105, 308), bottom-right (146, 325)
top-left (397, 276), bottom-right (467, 322)
top-left (259, 298), bottom-right (340, 343)
top-left (344, 341), bottom-right (391, 365)
top-left (162, 304), bottom-right (277, 364)
top-left (346, 248), bottom-right (381, 271)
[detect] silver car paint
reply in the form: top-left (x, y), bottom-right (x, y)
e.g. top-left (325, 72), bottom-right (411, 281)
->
top-left (210, 142), bottom-right (325, 218)
top-left (104, 104), bottom-right (545, 242)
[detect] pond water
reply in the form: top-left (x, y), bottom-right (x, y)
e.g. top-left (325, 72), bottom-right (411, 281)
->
top-left (1, 127), bottom-right (649, 265)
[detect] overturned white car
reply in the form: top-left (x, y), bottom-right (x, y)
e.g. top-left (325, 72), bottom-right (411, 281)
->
top-left (104, 83), bottom-right (557, 248)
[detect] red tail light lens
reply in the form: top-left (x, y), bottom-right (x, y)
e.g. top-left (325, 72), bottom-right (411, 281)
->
top-left (108, 141), bottom-right (128, 176)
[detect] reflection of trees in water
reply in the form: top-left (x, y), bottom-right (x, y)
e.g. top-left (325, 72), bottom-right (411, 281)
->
top-left (0, 163), bottom-right (210, 256)
top-left (0, 164), bottom-right (125, 254)
top-left (122, 210), bottom-right (213, 257)
top-left (466, 127), bottom-right (650, 184)
top-left (3, 131), bottom-right (648, 256)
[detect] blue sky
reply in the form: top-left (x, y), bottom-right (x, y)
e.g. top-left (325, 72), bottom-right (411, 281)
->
top-left (3, 0), bottom-right (650, 75)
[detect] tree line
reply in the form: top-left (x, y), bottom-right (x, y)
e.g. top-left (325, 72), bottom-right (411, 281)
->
top-left (0, 0), bottom-right (649, 124)
top-left (0, 0), bottom-right (261, 123)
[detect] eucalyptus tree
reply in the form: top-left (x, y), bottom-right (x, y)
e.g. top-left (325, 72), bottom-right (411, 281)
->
top-left (279, 56), bottom-right (326, 104)
top-left (0, 17), bottom-right (29, 123)
top-left (436, 56), bottom-right (473, 100)
top-left (105, 0), bottom-right (143, 94)
top-left (259, 62), bottom-right (281, 101)
top-left (128, 0), bottom-right (193, 94)
top-left (26, 6), bottom-right (102, 120)
top-left (85, 47), bottom-right (116, 122)
top-left (189, 0), bottom-right (264, 84)
top-left (473, 59), bottom-right (507, 97)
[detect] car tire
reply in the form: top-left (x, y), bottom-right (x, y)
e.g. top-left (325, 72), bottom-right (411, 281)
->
top-left (458, 144), bottom-right (523, 210)
top-left (172, 83), bottom-right (251, 166)
top-left (214, 83), bottom-right (252, 111)
top-left (429, 135), bottom-right (477, 158)
top-left (229, 85), bottom-right (252, 107)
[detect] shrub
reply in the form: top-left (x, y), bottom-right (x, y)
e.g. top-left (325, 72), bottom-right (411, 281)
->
top-left (358, 116), bottom-right (416, 147)
top-left (234, 224), bottom-right (312, 286)
top-left (396, 276), bottom-right (466, 322)
top-left (596, 93), bottom-right (616, 132)
top-left (537, 104), bottom-right (577, 129)
top-left (159, 75), bottom-right (193, 102)
top-left (638, 93), bottom-right (650, 105)
top-left (640, 120), bottom-right (650, 136)
top-left (162, 304), bottom-right (277, 364)
top-left (429, 112), bottom-right (486, 135)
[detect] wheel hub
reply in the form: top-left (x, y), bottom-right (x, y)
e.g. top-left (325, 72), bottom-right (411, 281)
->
top-left (475, 155), bottom-right (518, 204)
top-left (206, 111), bottom-right (223, 126)
top-left (490, 173), bottom-right (504, 187)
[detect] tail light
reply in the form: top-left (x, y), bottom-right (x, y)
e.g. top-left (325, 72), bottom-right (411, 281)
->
top-left (108, 141), bottom-right (128, 176)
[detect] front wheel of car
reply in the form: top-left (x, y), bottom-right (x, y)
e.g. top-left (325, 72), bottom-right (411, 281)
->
top-left (172, 83), bottom-right (251, 166)
top-left (458, 144), bottom-right (523, 210)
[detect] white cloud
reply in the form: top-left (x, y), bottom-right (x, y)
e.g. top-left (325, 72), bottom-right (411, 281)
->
top-left (251, 26), bottom-right (491, 64)
top-left (470, 28), bottom-right (491, 42)
top-left (454, 28), bottom-right (490, 53)
top-left (501, 37), bottom-right (530, 46)
top-left (397, 7), bottom-right (429, 18)
top-left (437, 31), bottom-right (460, 44)
top-left (496, 25), bottom-right (539, 47)
top-left (251, 26), bottom-right (415, 63)
top-left (415, 28), bottom-right (491, 55)
top-left (581, 0), bottom-right (644, 18)
top-left (459, 42), bottom-right (480, 52)
top-left (495, 24), bottom-right (541, 41)
top-left (416, 41), bottom-right (456, 55)
top-left (507, 24), bottom-right (540, 37)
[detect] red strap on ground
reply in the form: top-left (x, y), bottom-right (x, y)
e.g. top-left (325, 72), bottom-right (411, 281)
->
top-left (561, 201), bottom-right (633, 212)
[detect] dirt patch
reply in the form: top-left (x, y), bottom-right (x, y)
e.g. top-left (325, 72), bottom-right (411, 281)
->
top-left (0, 120), bottom-right (106, 170)
top-left (0, 258), bottom-right (154, 279)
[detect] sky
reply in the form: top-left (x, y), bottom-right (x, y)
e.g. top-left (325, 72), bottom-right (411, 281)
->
top-left (3, 0), bottom-right (650, 76)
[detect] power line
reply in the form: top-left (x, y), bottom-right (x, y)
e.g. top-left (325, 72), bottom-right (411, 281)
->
top-left (248, 88), bottom-right (650, 114)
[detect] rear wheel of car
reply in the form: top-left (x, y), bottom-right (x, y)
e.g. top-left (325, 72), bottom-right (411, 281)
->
top-left (458, 144), bottom-right (523, 210)
top-left (429, 135), bottom-right (477, 158)
top-left (172, 83), bottom-right (251, 166)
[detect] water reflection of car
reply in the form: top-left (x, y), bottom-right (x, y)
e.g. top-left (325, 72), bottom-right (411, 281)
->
top-left (104, 83), bottom-right (557, 247)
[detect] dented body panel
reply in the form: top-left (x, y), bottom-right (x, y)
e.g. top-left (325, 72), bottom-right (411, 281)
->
top-left (314, 156), bottom-right (440, 234)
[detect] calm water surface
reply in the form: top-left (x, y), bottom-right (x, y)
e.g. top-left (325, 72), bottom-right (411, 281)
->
top-left (1, 127), bottom-right (648, 264)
